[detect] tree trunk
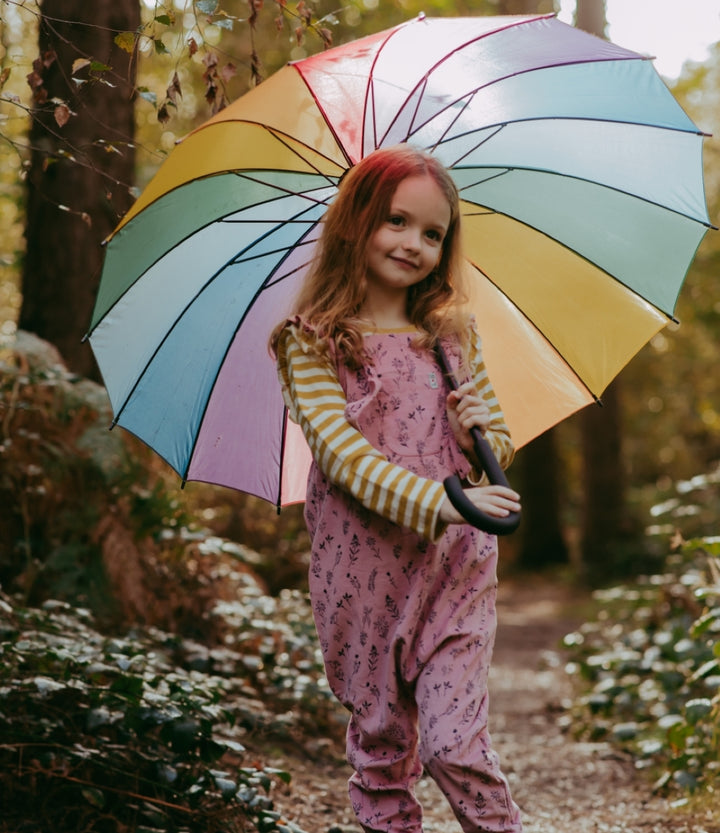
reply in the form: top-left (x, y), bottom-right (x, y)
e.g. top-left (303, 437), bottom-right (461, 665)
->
top-left (495, 0), bottom-right (553, 13)
top-left (19, 0), bottom-right (140, 379)
top-left (578, 381), bottom-right (643, 582)
top-left (575, 0), bottom-right (607, 37)
top-left (516, 430), bottom-right (569, 569)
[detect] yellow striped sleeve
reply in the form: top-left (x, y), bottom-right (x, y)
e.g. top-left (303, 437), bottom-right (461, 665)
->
top-left (467, 322), bottom-right (515, 473)
top-left (276, 324), bottom-right (446, 541)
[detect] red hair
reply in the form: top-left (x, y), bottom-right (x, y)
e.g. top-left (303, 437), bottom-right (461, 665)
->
top-left (271, 144), bottom-right (470, 368)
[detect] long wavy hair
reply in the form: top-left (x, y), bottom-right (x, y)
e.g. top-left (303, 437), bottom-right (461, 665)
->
top-left (271, 144), bottom-right (470, 368)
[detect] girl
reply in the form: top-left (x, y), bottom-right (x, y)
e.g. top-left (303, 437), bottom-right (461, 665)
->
top-left (271, 145), bottom-right (522, 833)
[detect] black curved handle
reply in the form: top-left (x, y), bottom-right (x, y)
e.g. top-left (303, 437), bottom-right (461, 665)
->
top-left (435, 345), bottom-right (521, 535)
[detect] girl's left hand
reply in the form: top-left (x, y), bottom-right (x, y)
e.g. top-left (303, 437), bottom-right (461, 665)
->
top-left (446, 382), bottom-right (490, 454)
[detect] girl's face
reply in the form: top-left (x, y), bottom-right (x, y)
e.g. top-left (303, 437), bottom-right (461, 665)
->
top-left (364, 174), bottom-right (451, 305)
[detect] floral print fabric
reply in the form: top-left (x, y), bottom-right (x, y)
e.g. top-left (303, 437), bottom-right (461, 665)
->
top-left (304, 333), bottom-right (522, 833)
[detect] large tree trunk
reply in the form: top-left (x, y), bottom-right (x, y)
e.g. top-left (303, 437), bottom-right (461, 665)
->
top-left (578, 381), bottom-right (640, 582)
top-left (19, 0), bottom-right (140, 379)
top-left (516, 430), bottom-right (569, 569)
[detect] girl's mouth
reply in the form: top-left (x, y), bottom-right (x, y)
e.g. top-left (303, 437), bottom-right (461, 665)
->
top-left (389, 256), bottom-right (417, 270)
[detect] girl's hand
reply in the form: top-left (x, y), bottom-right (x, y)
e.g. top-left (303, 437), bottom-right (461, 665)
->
top-left (446, 382), bottom-right (490, 454)
top-left (439, 484), bottom-right (521, 525)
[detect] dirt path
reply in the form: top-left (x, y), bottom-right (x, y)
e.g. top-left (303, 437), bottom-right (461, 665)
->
top-left (270, 578), bottom-right (719, 833)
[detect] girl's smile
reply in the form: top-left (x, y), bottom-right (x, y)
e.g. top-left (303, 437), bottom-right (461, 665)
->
top-left (362, 174), bottom-right (451, 322)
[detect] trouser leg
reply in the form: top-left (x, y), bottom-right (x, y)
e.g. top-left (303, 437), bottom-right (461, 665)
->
top-left (416, 611), bottom-right (522, 832)
top-left (346, 705), bottom-right (423, 832)
top-left (309, 560), bottom-right (424, 831)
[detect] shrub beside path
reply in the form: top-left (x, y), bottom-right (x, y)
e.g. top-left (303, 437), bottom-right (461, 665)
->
top-left (270, 577), bottom-right (720, 833)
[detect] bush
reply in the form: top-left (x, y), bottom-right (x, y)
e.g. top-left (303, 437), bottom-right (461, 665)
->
top-left (0, 586), bottom-right (340, 832)
top-left (562, 536), bottom-right (720, 796)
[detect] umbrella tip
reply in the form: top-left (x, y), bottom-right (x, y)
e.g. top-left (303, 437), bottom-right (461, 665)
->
top-left (417, 11), bottom-right (426, 21)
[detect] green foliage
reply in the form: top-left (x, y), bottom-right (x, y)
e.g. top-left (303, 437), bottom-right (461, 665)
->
top-left (0, 586), bottom-right (338, 832)
top-left (562, 537), bottom-right (720, 796)
top-left (0, 335), bottom-right (187, 611)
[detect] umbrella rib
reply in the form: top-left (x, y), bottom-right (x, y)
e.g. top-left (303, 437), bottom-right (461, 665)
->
top-left (429, 112), bottom-right (708, 142)
top-left (261, 124), bottom-right (349, 182)
top-left (182, 226), bottom-right (321, 486)
top-left (109, 200), bottom-right (321, 434)
top-left (454, 160), bottom-right (714, 229)
top-left (84, 180), bottom-right (332, 342)
top-left (424, 93), bottom-right (478, 155)
top-left (398, 56), bottom-right (708, 146)
top-left (467, 259), bottom-right (614, 407)
top-left (233, 170), bottom-right (338, 209)
top-left (374, 14), bottom-right (552, 148)
top-left (466, 202), bottom-right (686, 320)
top-left (290, 65), bottom-right (355, 168)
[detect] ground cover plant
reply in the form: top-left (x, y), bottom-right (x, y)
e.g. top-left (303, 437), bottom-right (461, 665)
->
top-left (562, 529), bottom-right (720, 800)
top-left (0, 582), bottom-right (341, 833)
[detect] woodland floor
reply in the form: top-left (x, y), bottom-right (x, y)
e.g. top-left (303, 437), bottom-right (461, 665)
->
top-left (260, 577), bottom-right (720, 833)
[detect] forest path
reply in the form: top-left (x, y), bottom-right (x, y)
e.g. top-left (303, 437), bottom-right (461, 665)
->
top-left (268, 577), bottom-right (718, 833)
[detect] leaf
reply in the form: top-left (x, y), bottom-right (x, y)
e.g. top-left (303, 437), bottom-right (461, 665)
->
top-left (264, 766), bottom-right (292, 785)
top-left (188, 37), bottom-right (199, 57)
top-left (82, 788), bottom-right (106, 809)
top-left (688, 658), bottom-right (719, 684)
top-left (166, 72), bottom-right (182, 104)
top-left (157, 103), bottom-right (171, 124)
top-left (196, 0), bottom-right (219, 14)
top-left (0, 67), bottom-right (12, 88)
top-left (109, 674), bottom-right (144, 698)
top-left (155, 13), bottom-right (173, 26)
top-left (690, 608), bottom-right (720, 637)
top-left (219, 62), bottom-right (236, 83)
top-left (154, 39), bottom-right (170, 56)
top-left (90, 61), bottom-right (112, 73)
top-left (114, 32), bottom-right (136, 53)
top-left (54, 103), bottom-right (71, 128)
top-left (72, 58), bottom-right (91, 75)
top-left (684, 697), bottom-right (713, 725)
top-left (137, 87), bottom-right (157, 106)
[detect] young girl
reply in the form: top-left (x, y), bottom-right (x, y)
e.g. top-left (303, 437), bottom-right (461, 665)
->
top-left (271, 145), bottom-right (523, 833)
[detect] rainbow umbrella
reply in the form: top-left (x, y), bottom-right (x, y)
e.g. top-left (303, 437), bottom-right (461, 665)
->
top-left (86, 13), bottom-right (711, 508)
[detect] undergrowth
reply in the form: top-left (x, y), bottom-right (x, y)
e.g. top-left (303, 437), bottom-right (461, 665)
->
top-left (0, 584), bottom-right (341, 833)
top-left (562, 536), bottom-right (720, 802)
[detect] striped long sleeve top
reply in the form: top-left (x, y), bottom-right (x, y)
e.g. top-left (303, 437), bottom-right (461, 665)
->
top-left (275, 320), bottom-right (514, 541)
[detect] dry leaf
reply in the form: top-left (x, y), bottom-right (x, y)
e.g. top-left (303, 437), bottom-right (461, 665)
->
top-left (166, 71), bottom-right (182, 104)
top-left (54, 103), bottom-right (71, 128)
top-left (220, 62), bottom-right (237, 84)
top-left (72, 58), bottom-right (91, 75)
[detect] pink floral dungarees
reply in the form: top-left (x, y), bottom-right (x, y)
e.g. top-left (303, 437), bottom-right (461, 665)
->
top-left (304, 331), bottom-right (522, 833)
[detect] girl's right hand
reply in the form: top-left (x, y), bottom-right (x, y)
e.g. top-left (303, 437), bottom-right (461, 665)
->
top-left (439, 484), bottom-right (521, 525)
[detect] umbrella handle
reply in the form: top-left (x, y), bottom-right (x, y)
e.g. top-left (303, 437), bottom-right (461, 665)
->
top-left (435, 344), bottom-right (521, 536)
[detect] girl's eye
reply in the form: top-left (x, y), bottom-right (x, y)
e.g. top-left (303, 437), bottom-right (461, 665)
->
top-left (388, 215), bottom-right (404, 226)
top-left (426, 229), bottom-right (442, 242)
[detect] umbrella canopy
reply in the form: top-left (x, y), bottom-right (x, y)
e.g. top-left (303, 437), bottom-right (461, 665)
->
top-left (87, 13), bottom-right (711, 508)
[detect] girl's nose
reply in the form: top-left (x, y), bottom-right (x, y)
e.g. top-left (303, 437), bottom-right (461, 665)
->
top-left (401, 228), bottom-right (421, 251)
